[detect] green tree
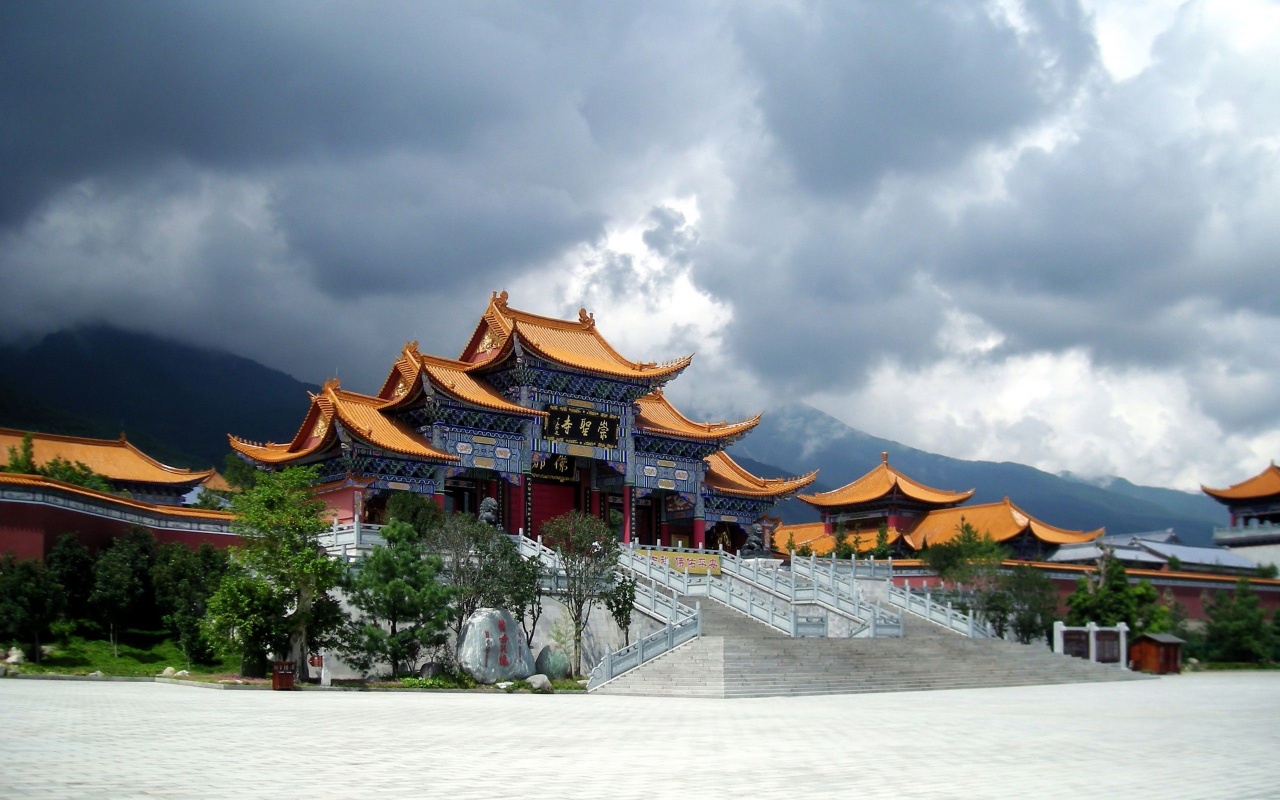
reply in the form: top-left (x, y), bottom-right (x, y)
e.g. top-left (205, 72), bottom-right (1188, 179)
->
top-left (153, 543), bottom-right (230, 666)
top-left (1002, 566), bottom-right (1060, 645)
top-left (45, 534), bottom-right (95, 622)
top-left (1204, 578), bottom-right (1273, 663)
top-left (3, 432), bottom-right (37, 473)
top-left (871, 523), bottom-right (894, 559)
top-left (921, 519), bottom-right (1007, 582)
top-left (2, 432), bottom-right (113, 492)
top-left (38, 456), bottom-right (114, 493)
top-left (89, 535), bottom-right (155, 658)
top-left (0, 554), bottom-right (64, 662)
top-left (1065, 553), bottom-right (1169, 635)
top-left (338, 520), bottom-right (454, 678)
top-left (204, 566), bottom-right (291, 676)
top-left (541, 511), bottom-right (620, 676)
top-left (208, 466), bottom-right (344, 676)
top-left (831, 523), bottom-right (854, 560)
top-left (602, 571), bottom-right (638, 646)
top-left (385, 491), bottom-right (444, 536)
top-left (221, 452), bottom-right (260, 491)
top-left (422, 510), bottom-right (531, 667)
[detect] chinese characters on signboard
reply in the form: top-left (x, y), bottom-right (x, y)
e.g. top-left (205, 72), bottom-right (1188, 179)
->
top-left (639, 549), bottom-right (721, 575)
top-left (531, 452), bottom-right (577, 482)
top-left (543, 405), bottom-right (620, 448)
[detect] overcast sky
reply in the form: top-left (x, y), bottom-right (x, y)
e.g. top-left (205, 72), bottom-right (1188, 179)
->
top-left (2, 1), bottom-right (1277, 491)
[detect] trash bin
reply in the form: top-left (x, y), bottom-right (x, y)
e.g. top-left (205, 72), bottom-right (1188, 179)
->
top-left (271, 661), bottom-right (296, 691)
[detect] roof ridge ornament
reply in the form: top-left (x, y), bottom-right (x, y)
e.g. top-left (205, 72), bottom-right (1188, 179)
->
top-left (323, 376), bottom-right (341, 391)
top-left (882, 451), bottom-right (888, 464)
top-left (493, 289), bottom-right (509, 309)
top-left (578, 307), bottom-right (595, 329)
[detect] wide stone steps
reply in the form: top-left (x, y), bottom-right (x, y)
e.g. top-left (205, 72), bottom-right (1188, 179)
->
top-left (593, 592), bottom-right (1148, 698)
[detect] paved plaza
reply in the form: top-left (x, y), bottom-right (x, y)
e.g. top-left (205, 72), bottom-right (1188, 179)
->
top-left (1, 672), bottom-right (1276, 799)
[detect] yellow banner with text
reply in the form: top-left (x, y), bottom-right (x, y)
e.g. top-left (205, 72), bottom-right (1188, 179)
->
top-left (639, 549), bottom-right (721, 575)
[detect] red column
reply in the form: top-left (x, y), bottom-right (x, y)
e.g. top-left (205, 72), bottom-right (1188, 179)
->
top-left (659, 522), bottom-right (671, 548)
top-left (693, 518), bottom-right (706, 549)
top-left (622, 485), bottom-right (633, 544)
top-left (590, 490), bottom-right (601, 519)
top-left (511, 477), bottom-right (527, 536)
top-left (486, 480), bottom-right (498, 500)
top-left (823, 515), bottom-right (833, 536)
top-left (433, 492), bottom-right (446, 513)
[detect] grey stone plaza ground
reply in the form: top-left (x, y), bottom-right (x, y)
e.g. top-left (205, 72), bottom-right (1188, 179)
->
top-left (1, 672), bottom-right (1276, 799)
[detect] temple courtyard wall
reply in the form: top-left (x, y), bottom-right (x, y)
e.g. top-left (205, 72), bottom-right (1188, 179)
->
top-left (2, 671), bottom-right (1275, 798)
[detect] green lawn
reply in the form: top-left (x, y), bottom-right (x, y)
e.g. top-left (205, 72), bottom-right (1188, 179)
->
top-left (16, 631), bottom-right (239, 677)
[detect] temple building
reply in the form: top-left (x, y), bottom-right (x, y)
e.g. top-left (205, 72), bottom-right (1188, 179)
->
top-left (777, 452), bottom-right (1102, 559)
top-left (230, 292), bottom-right (815, 548)
top-left (1204, 462), bottom-right (1280, 569)
top-left (0, 428), bottom-right (228, 504)
top-left (0, 429), bottom-right (234, 559)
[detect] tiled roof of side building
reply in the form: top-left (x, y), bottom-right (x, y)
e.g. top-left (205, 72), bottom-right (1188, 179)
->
top-left (0, 428), bottom-right (215, 486)
top-left (798, 451), bottom-right (973, 509)
top-left (902, 498), bottom-right (1103, 550)
top-left (375, 341), bottom-right (544, 418)
top-left (0, 472), bottom-right (234, 520)
top-left (633, 391), bottom-right (760, 441)
top-left (459, 291), bottom-right (692, 380)
top-left (771, 521), bottom-right (904, 557)
top-left (230, 381), bottom-right (458, 465)
top-left (702, 451), bottom-right (817, 499)
top-left (1202, 462), bottom-right (1280, 502)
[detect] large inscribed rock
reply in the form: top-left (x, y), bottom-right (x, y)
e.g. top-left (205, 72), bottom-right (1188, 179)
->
top-left (459, 608), bottom-right (534, 684)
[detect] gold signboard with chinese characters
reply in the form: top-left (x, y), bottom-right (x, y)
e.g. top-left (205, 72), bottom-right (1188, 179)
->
top-left (531, 452), bottom-right (577, 483)
top-left (543, 404), bottom-right (620, 448)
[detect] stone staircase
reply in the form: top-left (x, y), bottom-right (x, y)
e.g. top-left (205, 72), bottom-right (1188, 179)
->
top-left (592, 599), bottom-right (1150, 698)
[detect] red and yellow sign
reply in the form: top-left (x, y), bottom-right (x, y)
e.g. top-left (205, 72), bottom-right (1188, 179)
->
top-left (639, 549), bottom-right (721, 575)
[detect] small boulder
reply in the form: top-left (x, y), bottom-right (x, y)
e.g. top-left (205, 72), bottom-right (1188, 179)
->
top-left (527, 674), bottom-right (554, 694)
top-left (0, 664), bottom-right (8, 678)
top-left (88, 670), bottom-right (104, 677)
top-left (496, 681), bottom-right (514, 690)
top-left (4, 647), bottom-right (25, 665)
top-left (159, 667), bottom-right (176, 677)
top-left (174, 670), bottom-right (190, 678)
top-left (534, 646), bottom-right (571, 680)
top-left (458, 608), bottom-right (534, 684)
top-left (418, 661), bottom-right (444, 679)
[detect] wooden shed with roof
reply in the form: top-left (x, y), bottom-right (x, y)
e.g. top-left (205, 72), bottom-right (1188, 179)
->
top-left (1129, 633), bottom-right (1186, 674)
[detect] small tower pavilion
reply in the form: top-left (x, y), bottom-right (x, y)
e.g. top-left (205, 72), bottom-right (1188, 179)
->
top-left (1203, 462), bottom-right (1280, 530)
top-left (229, 292), bottom-right (815, 548)
top-left (779, 452), bottom-right (1102, 559)
top-left (798, 451), bottom-right (972, 551)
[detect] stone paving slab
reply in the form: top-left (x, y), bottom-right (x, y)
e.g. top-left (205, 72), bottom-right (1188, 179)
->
top-left (1, 672), bottom-right (1276, 799)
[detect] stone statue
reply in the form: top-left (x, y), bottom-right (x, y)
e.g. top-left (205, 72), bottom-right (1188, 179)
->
top-left (478, 497), bottom-right (499, 528)
top-left (738, 522), bottom-right (768, 559)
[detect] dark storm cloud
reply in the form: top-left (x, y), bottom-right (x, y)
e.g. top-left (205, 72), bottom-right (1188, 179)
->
top-left (0, 3), bottom-right (524, 225)
top-left (732, 1), bottom-right (1097, 195)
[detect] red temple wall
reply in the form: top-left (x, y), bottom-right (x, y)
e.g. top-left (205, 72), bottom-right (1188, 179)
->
top-left (0, 500), bottom-right (237, 560)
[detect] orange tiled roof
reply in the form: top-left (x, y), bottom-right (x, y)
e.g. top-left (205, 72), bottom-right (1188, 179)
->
top-left (376, 341), bottom-right (543, 418)
top-left (771, 521), bottom-right (904, 557)
top-left (202, 472), bottom-right (233, 492)
top-left (0, 428), bottom-right (215, 486)
top-left (230, 381), bottom-right (457, 465)
top-left (1202, 462), bottom-right (1280, 502)
top-left (902, 498), bottom-right (1102, 550)
top-left (461, 291), bottom-right (692, 380)
top-left (634, 391), bottom-right (760, 441)
top-left (799, 452), bottom-right (973, 509)
top-left (0, 471), bottom-right (234, 520)
top-left (703, 451), bottom-right (817, 499)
